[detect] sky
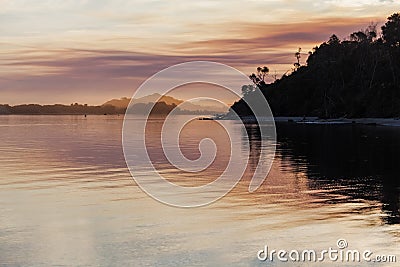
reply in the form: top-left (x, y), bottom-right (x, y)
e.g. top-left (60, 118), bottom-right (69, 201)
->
top-left (0, 0), bottom-right (399, 105)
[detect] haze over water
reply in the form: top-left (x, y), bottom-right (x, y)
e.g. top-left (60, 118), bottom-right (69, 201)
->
top-left (0, 115), bottom-right (399, 266)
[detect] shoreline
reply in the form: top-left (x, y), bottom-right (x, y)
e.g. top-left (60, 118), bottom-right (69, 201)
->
top-left (218, 116), bottom-right (400, 127)
top-left (2, 114), bottom-right (400, 127)
top-left (275, 117), bottom-right (400, 127)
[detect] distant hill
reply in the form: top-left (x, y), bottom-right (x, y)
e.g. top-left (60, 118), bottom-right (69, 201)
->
top-left (102, 94), bottom-right (182, 108)
top-left (102, 97), bottom-right (131, 109)
top-left (179, 100), bottom-right (227, 113)
top-left (103, 93), bottom-right (228, 113)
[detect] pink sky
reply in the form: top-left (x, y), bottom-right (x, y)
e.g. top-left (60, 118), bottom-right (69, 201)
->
top-left (0, 0), bottom-right (399, 105)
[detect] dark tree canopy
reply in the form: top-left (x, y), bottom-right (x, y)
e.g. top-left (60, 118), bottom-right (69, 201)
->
top-left (230, 12), bottom-right (400, 119)
top-left (382, 13), bottom-right (400, 47)
top-left (249, 66), bottom-right (269, 87)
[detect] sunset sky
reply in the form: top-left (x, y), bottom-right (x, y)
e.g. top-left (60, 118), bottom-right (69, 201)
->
top-left (1, 0), bottom-right (399, 105)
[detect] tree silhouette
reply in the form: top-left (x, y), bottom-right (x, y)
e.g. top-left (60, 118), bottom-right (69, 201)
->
top-left (350, 31), bottom-right (368, 43)
top-left (249, 66), bottom-right (269, 87)
top-left (382, 13), bottom-right (400, 47)
top-left (327, 34), bottom-right (340, 45)
top-left (229, 12), bottom-right (400, 119)
top-left (350, 24), bottom-right (377, 44)
top-left (294, 47), bottom-right (302, 70)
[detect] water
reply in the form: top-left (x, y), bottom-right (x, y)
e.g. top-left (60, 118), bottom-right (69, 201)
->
top-left (0, 115), bottom-right (399, 266)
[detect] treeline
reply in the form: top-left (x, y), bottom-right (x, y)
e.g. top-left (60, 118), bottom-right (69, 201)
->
top-left (0, 103), bottom-right (123, 115)
top-left (0, 102), bottom-right (216, 115)
top-left (230, 12), bottom-right (400, 118)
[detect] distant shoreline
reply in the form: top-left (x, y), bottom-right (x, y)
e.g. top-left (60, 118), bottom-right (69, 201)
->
top-left (2, 113), bottom-right (400, 127)
top-left (0, 113), bottom-right (123, 116)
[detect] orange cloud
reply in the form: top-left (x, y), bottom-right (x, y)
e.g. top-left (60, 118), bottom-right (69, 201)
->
top-left (0, 16), bottom-right (390, 105)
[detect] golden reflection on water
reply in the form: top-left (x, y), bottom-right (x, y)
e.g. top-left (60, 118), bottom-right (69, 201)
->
top-left (0, 115), bottom-right (399, 266)
top-left (145, 118), bottom-right (231, 187)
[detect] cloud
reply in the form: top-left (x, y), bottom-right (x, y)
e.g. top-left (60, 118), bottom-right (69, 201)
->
top-left (0, 4), bottom-right (396, 104)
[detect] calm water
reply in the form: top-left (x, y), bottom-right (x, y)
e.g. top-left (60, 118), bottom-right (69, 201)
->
top-left (0, 115), bottom-right (399, 266)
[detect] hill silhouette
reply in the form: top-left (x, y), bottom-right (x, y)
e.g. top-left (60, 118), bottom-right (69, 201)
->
top-left (0, 94), bottom-right (227, 115)
top-left (229, 12), bottom-right (400, 119)
top-left (103, 93), bottom-right (183, 108)
top-left (104, 93), bottom-right (228, 114)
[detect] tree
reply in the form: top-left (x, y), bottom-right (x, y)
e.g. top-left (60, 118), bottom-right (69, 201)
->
top-left (382, 13), bottom-right (400, 47)
top-left (327, 34), bottom-right (340, 45)
top-left (230, 12), bottom-right (400, 119)
top-left (350, 24), bottom-right (377, 44)
top-left (350, 31), bottom-right (367, 43)
top-left (365, 23), bottom-right (377, 43)
top-left (294, 47), bottom-right (302, 70)
top-left (249, 66), bottom-right (269, 87)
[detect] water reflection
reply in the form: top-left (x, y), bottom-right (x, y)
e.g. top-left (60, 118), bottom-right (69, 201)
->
top-left (1, 115), bottom-right (399, 266)
top-left (246, 122), bottom-right (400, 225)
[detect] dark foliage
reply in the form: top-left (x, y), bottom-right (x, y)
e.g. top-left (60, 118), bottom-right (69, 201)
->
top-left (230, 12), bottom-right (400, 118)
